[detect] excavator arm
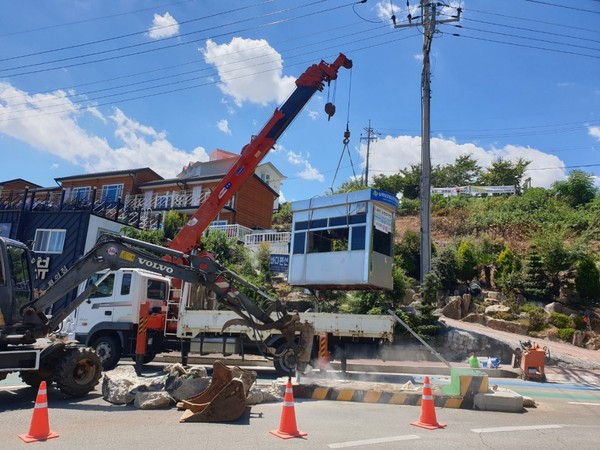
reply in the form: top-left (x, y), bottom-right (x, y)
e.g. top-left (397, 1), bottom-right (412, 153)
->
top-left (21, 234), bottom-right (314, 370)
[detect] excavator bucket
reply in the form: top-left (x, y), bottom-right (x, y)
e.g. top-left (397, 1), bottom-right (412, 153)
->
top-left (179, 361), bottom-right (257, 423)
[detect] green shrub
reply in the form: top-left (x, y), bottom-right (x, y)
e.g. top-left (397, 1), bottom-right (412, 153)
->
top-left (457, 239), bottom-right (478, 283)
top-left (575, 257), bottom-right (600, 306)
top-left (549, 312), bottom-right (573, 329)
top-left (493, 311), bottom-right (514, 321)
top-left (398, 198), bottom-right (420, 216)
top-left (557, 328), bottom-right (576, 343)
top-left (521, 304), bottom-right (547, 331)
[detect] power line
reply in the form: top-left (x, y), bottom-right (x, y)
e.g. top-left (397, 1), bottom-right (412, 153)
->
top-left (0, 1), bottom-right (342, 76)
top-left (0, 31), bottom-right (420, 122)
top-left (464, 7), bottom-right (600, 35)
top-left (449, 32), bottom-right (600, 60)
top-left (0, 0), bottom-right (198, 38)
top-left (450, 24), bottom-right (600, 54)
top-left (0, 0), bottom-right (283, 63)
top-left (524, 0), bottom-right (600, 15)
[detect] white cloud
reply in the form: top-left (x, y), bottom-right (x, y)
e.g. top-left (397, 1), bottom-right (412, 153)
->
top-left (363, 134), bottom-right (567, 189)
top-left (0, 82), bottom-right (208, 179)
top-left (589, 126), bottom-right (600, 140)
top-left (148, 12), bottom-right (179, 39)
top-left (202, 37), bottom-right (296, 107)
top-left (307, 109), bottom-right (319, 120)
top-left (286, 148), bottom-right (324, 182)
top-left (216, 119), bottom-right (231, 135)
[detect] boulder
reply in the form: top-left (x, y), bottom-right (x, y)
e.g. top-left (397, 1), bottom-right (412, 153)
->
top-left (486, 318), bottom-right (528, 335)
top-left (485, 304), bottom-right (511, 315)
top-left (441, 296), bottom-right (463, 320)
top-left (462, 313), bottom-right (487, 325)
top-left (134, 391), bottom-right (173, 409)
top-left (102, 366), bottom-right (141, 405)
top-left (171, 377), bottom-right (212, 402)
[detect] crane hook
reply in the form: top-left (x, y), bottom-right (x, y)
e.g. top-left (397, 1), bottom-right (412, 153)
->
top-left (325, 102), bottom-right (336, 121)
top-left (343, 125), bottom-right (350, 145)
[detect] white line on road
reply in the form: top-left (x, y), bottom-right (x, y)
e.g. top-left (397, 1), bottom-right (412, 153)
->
top-left (328, 435), bottom-right (421, 448)
top-left (471, 425), bottom-right (563, 434)
top-left (567, 402), bottom-right (600, 406)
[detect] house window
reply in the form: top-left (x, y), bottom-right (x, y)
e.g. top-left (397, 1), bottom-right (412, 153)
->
top-left (33, 229), bottom-right (66, 254)
top-left (101, 184), bottom-right (123, 203)
top-left (0, 223), bottom-right (11, 238)
top-left (72, 186), bottom-right (91, 202)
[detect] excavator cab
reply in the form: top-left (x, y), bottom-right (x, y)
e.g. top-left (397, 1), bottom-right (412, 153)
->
top-left (0, 237), bottom-right (36, 333)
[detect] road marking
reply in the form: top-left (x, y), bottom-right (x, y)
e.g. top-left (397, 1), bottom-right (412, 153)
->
top-left (567, 402), bottom-right (600, 406)
top-left (0, 385), bottom-right (24, 390)
top-left (328, 435), bottom-right (420, 448)
top-left (471, 425), bottom-right (562, 434)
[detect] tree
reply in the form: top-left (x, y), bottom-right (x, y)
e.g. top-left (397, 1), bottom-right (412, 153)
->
top-left (552, 170), bottom-right (598, 208)
top-left (431, 246), bottom-right (459, 292)
top-left (372, 173), bottom-right (403, 196)
top-left (575, 257), bottom-right (600, 307)
top-left (434, 154), bottom-right (482, 187)
top-left (346, 265), bottom-right (409, 314)
top-left (480, 157), bottom-right (530, 192)
top-left (334, 178), bottom-right (365, 194)
top-left (162, 210), bottom-right (187, 240)
top-left (534, 233), bottom-right (578, 297)
top-left (522, 246), bottom-right (551, 303)
top-left (395, 231), bottom-right (422, 280)
top-left (120, 226), bottom-right (164, 245)
top-left (457, 239), bottom-right (478, 283)
top-left (272, 202), bottom-right (292, 231)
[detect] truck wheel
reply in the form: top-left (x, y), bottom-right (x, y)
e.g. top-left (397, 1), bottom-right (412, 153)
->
top-left (92, 335), bottom-right (122, 371)
top-left (20, 369), bottom-right (53, 388)
top-left (54, 347), bottom-right (102, 397)
top-left (273, 344), bottom-right (297, 377)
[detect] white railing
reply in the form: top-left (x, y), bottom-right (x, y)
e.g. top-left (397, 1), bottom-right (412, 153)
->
top-left (244, 231), bottom-right (291, 246)
top-left (124, 190), bottom-right (212, 211)
top-left (207, 224), bottom-right (253, 241)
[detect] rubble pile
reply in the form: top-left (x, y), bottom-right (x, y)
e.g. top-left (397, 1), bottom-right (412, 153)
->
top-left (101, 363), bottom-right (283, 410)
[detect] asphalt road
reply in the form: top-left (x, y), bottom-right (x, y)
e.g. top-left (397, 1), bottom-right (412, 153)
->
top-left (2, 362), bottom-right (600, 450)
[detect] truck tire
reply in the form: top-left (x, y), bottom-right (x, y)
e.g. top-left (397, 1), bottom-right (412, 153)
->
top-left (92, 335), bottom-right (122, 371)
top-left (20, 369), bottom-right (53, 389)
top-left (54, 347), bottom-right (102, 397)
top-left (273, 343), bottom-right (297, 377)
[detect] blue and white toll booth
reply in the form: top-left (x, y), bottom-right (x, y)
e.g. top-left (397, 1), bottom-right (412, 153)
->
top-left (288, 189), bottom-right (398, 290)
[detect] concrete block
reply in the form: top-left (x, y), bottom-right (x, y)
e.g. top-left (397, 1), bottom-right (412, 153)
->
top-left (474, 388), bottom-right (523, 413)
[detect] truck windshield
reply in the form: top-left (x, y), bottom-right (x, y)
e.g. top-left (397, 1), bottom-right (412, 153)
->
top-left (88, 273), bottom-right (115, 298)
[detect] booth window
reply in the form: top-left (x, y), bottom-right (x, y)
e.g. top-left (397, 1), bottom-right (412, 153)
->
top-left (307, 228), bottom-right (349, 253)
top-left (372, 227), bottom-right (393, 256)
top-left (351, 226), bottom-right (366, 250)
top-left (293, 232), bottom-right (306, 254)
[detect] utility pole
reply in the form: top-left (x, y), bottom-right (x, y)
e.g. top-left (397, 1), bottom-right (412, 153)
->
top-left (360, 120), bottom-right (379, 186)
top-left (394, 1), bottom-right (460, 282)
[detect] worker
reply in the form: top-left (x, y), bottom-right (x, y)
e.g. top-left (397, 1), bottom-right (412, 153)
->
top-left (468, 352), bottom-right (480, 368)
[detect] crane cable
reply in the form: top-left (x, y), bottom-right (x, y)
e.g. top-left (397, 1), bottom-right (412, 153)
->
top-left (330, 67), bottom-right (357, 191)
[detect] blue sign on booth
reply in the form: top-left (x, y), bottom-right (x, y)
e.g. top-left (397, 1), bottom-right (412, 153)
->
top-left (270, 254), bottom-right (289, 273)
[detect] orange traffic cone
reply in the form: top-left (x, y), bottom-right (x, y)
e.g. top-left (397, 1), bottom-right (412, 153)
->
top-left (270, 378), bottom-right (307, 439)
top-left (19, 381), bottom-right (59, 443)
top-left (410, 376), bottom-right (446, 430)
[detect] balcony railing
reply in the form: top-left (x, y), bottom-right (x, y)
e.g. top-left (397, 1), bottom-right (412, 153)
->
top-left (207, 224), bottom-right (253, 241)
top-left (244, 231), bottom-right (291, 246)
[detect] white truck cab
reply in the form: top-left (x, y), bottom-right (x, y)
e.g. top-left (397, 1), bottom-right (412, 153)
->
top-left (65, 269), bottom-right (171, 370)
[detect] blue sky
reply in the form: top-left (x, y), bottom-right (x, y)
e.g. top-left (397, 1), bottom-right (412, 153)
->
top-left (1, 0), bottom-right (599, 203)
